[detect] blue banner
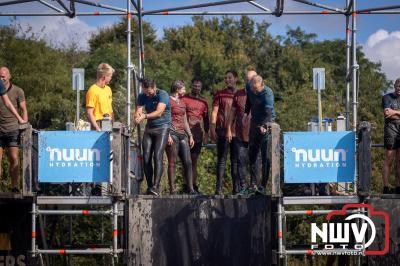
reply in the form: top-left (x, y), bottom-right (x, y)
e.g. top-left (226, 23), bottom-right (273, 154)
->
top-left (38, 131), bottom-right (110, 183)
top-left (284, 131), bottom-right (355, 183)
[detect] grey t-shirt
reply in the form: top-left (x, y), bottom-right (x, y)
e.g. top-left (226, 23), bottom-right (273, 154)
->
top-left (0, 84), bottom-right (25, 133)
top-left (382, 92), bottom-right (400, 123)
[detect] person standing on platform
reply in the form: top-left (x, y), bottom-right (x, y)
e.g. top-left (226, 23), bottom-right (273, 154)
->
top-left (226, 71), bottom-right (255, 194)
top-left (166, 80), bottom-right (197, 194)
top-left (181, 78), bottom-right (209, 193)
top-left (135, 78), bottom-right (171, 196)
top-left (245, 74), bottom-right (275, 194)
top-left (86, 63), bottom-right (115, 131)
top-left (382, 78), bottom-right (400, 194)
top-left (210, 70), bottom-right (239, 195)
top-left (0, 67), bottom-right (28, 193)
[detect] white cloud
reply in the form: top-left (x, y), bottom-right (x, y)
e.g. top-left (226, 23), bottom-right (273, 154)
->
top-left (363, 29), bottom-right (400, 81)
top-left (16, 16), bottom-right (96, 50)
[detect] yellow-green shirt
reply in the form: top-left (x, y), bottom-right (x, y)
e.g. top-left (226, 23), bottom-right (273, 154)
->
top-left (86, 83), bottom-right (113, 121)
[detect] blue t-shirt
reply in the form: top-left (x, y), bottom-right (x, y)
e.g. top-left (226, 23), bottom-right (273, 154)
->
top-left (0, 80), bottom-right (6, 96)
top-left (245, 82), bottom-right (276, 124)
top-left (138, 89), bottom-right (171, 128)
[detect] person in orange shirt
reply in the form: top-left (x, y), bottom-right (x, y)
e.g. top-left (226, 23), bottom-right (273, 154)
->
top-left (86, 63), bottom-right (114, 131)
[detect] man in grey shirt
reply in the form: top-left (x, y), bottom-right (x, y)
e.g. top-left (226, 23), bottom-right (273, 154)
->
top-left (0, 67), bottom-right (28, 193)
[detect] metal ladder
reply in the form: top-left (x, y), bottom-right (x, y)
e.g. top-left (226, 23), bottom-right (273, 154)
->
top-left (31, 196), bottom-right (124, 265)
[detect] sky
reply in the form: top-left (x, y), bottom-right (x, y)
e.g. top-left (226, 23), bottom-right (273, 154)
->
top-left (0, 0), bottom-right (399, 81)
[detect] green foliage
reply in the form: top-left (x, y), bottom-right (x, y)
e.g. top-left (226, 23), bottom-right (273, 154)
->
top-left (0, 25), bottom-right (82, 129)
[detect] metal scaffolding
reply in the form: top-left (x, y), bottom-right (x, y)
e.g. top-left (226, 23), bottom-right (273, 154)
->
top-left (31, 197), bottom-right (123, 263)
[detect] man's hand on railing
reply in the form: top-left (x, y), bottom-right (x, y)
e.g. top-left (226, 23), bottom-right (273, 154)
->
top-left (19, 122), bottom-right (29, 130)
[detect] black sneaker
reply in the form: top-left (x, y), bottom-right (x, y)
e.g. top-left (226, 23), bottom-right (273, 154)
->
top-left (188, 190), bottom-right (199, 195)
top-left (238, 187), bottom-right (255, 196)
top-left (11, 187), bottom-right (20, 193)
top-left (383, 186), bottom-right (390, 194)
top-left (256, 186), bottom-right (266, 195)
top-left (149, 188), bottom-right (159, 196)
top-left (395, 187), bottom-right (400, 194)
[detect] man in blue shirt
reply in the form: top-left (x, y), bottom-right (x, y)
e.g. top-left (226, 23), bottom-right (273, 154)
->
top-left (135, 78), bottom-right (171, 196)
top-left (382, 78), bottom-right (400, 194)
top-left (245, 74), bottom-right (275, 194)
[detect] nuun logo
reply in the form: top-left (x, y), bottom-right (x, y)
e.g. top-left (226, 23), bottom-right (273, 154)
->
top-left (291, 147), bottom-right (347, 168)
top-left (46, 147), bottom-right (101, 168)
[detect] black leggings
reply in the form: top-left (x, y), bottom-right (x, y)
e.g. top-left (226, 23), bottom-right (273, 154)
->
top-left (232, 139), bottom-right (249, 193)
top-left (216, 136), bottom-right (238, 193)
top-left (166, 132), bottom-right (193, 193)
top-left (142, 126), bottom-right (170, 192)
top-left (248, 123), bottom-right (271, 188)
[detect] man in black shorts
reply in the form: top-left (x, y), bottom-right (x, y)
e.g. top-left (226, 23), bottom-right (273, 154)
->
top-left (382, 78), bottom-right (400, 194)
top-left (0, 67), bottom-right (28, 193)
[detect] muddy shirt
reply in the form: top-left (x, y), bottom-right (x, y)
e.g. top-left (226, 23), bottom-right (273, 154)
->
top-left (212, 87), bottom-right (236, 137)
top-left (170, 97), bottom-right (187, 135)
top-left (181, 95), bottom-right (209, 143)
top-left (233, 88), bottom-right (251, 142)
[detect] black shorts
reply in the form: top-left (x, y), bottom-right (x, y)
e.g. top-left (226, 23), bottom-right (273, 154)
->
top-left (384, 121), bottom-right (400, 150)
top-left (0, 131), bottom-right (20, 148)
top-left (190, 141), bottom-right (203, 156)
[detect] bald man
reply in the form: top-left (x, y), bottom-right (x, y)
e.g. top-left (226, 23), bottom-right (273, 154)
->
top-left (245, 74), bottom-right (275, 195)
top-left (0, 67), bottom-right (28, 193)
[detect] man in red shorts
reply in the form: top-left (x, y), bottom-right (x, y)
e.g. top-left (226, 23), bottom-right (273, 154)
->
top-left (182, 78), bottom-right (209, 193)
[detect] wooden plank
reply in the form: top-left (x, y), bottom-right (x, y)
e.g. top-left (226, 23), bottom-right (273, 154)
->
top-left (121, 128), bottom-right (130, 194)
top-left (358, 121), bottom-right (371, 196)
top-left (269, 122), bottom-right (281, 197)
top-left (20, 124), bottom-right (33, 196)
top-left (112, 122), bottom-right (123, 195)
